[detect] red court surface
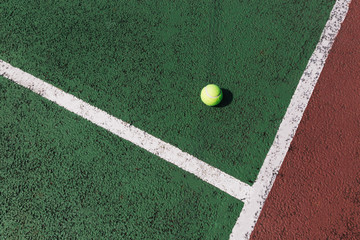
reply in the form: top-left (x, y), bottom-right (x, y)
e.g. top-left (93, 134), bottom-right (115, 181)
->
top-left (251, 0), bottom-right (360, 239)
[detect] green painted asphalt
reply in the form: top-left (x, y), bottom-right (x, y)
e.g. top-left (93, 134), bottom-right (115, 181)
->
top-left (0, 0), bottom-right (335, 183)
top-left (0, 77), bottom-right (242, 239)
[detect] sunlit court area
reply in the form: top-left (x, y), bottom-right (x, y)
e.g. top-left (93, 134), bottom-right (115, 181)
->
top-left (1, 0), bottom-right (359, 239)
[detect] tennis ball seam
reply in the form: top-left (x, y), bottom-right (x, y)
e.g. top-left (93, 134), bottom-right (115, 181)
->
top-left (205, 87), bottom-right (221, 99)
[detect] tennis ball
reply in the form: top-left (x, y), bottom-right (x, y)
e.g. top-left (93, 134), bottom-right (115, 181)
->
top-left (200, 84), bottom-right (223, 106)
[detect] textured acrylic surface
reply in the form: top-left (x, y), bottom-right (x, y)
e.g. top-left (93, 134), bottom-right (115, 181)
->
top-left (0, 0), bottom-right (335, 183)
top-left (0, 78), bottom-right (242, 239)
top-left (251, 0), bottom-right (360, 238)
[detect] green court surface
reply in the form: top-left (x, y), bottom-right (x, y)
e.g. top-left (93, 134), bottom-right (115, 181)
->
top-left (1, 0), bottom-right (337, 238)
top-left (0, 77), bottom-right (242, 239)
top-left (0, 0), bottom-right (335, 184)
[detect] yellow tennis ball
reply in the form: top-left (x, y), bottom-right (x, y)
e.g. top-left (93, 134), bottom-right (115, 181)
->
top-left (200, 84), bottom-right (223, 106)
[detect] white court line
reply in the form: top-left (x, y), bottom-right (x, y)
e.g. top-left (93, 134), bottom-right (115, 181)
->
top-left (0, 59), bottom-right (252, 201)
top-left (230, 0), bottom-right (351, 239)
top-left (1, 0), bottom-right (350, 235)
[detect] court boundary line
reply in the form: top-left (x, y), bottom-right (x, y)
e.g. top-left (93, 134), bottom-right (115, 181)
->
top-left (0, 59), bottom-right (252, 201)
top-left (0, 0), bottom-right (351, 236)
top-left (230, 0), bottom-right (351, 239)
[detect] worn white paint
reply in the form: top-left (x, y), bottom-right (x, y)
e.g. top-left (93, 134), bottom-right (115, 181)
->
top-left (0, 59), bottom-right (252, 201)
top-left (230, 0), bottom-right (351, 239)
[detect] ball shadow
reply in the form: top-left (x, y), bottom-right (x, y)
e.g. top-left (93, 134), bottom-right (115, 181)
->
top-left (215, 89), bottom-right (233, 108)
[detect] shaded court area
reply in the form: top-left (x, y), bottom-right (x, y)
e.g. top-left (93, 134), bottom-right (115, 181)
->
top-left (251, 0), bottom-right (360, 238)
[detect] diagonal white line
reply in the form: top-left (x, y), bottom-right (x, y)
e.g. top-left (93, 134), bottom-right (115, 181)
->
top-left (0, 59), bottom-right (252, 201)
top-left (230, 0), bottom-right (351, 239)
